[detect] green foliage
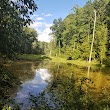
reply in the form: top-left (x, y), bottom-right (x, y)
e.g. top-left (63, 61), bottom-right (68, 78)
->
top-left (2, 106), bottom-right (11, 110)
top-left (18, 27), bottom-right (39, 54)
top-left (0, 0), bottom-right (39, 59)
top-left (49, 0), bottom-right (110, 65)
top-left (50, 18), bottom-right (65, 55)
top-left (0, 64), bottom-right (20, 109)
top-left (17, 54), bottom-right (51, 61)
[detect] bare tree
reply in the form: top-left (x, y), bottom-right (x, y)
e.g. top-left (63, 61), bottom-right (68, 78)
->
top-left (89, 10), bottom-right (96, 63)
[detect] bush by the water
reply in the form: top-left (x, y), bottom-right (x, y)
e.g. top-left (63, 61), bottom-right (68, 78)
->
top-left (67, 57), bottom-right (72, 60)
top-left (0, 64), bottom-right (20, 109)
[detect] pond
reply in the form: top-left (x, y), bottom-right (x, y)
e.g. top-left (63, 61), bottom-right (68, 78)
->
top-left (6, 61), bottom-right (110, 110)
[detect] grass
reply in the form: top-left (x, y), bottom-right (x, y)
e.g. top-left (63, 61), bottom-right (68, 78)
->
top-left (17, 54), bottom-right (51, 61)
top-left (50, 56), bottom-right (101, 67)
top-left (17, 54), bottom-right (104, 67)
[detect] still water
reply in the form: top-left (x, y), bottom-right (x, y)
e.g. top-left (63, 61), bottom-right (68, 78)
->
top-left (6, 61), bottom-right (110, 109)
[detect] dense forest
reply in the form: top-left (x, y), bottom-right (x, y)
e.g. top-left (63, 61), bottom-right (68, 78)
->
top-left (48, 0), bottom-right (110, 65)
top-left (1, 0), bottom-right (110, 64)
top-left (0, 0), bottom-right (46, 60)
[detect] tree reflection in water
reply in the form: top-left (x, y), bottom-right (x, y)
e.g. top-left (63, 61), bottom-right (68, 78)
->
top-left (7, 61), bottom-right (110, 110)
top-left (29, 63), bottom-right (110, 110)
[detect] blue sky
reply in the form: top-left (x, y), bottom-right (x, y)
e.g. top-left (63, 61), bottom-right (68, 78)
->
top-left (30, 0), bottom-right (88, 42)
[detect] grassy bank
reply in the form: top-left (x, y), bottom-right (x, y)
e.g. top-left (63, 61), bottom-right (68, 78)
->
top-left (50, 57), bottom-right (102, 67)
top-left (17, 54), bottom-right (51, 61)
top-left (17, 54), bottom-right (102, 67)
top-left (17, 54), bottom-right (106, 67)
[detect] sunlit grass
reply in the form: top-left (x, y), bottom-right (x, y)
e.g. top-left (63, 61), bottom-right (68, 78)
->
top-left (17, 54), bottom-right (51, 61)
top-left (50, 57), bottom-right (100, 67)
top-left (18, 54), bottom-right (105, 67)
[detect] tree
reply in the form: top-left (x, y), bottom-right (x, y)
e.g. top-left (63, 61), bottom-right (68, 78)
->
top-left (89, 10), bottom-right (96, 63)
top-left (49, 0), bottom-right (110, 65)
top-left (19, 27), bottom-right (38, 54)
top-left (50, 18), bottom-right (65, 55)
top-left (96, 24), bottom-right (108, 64)
top-left (0, 0), bottom-right (37, 58)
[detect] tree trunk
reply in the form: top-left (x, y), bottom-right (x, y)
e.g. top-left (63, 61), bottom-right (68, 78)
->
top-left (73, 41), bottom-right (75, 51)
top-left (59, 40), bottom-right (61, 55)
top-left (89, 10), bottom-right (96, 63)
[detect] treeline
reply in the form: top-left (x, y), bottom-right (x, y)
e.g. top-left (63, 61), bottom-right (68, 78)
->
top-left (49, 0), bottom-right (110, 64)
top-left (0, 0), bottom-right (44, 59)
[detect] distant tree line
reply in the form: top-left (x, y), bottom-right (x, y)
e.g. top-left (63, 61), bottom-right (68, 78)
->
top-left (49, 0), bottom-right (110, 65)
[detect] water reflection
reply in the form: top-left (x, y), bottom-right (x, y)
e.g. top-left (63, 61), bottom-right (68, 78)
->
top-left (6, 62), bottom-right (37, 82)
top-left (14, 68), bottom-right (51, 109)
top-left (6, 61), bottom-right (110, 109)
top-left (85, 65), bottom-right (91, 94)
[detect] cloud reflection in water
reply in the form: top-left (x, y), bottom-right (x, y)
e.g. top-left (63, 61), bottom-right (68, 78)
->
top-left (14, 69), bottom-right (51, 109)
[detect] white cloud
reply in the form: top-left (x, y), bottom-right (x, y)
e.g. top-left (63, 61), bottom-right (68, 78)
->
top-left (29, 21), bottom-right (52, 29)
top-left (29, 21), bottom-right (53, 42)
top-left (36, 17), bottom-right (44, 21)
top-left (42, 13), bottom-right (52, 17)
top-left (29, 22), bottom-right (43, 28)
top-left (29, 15), bottom-right (53, 42)
top-left (45, 23), bottom-right (53, 28)
top-left (37, 29), bottom-right (42, 33)
top-left (42, 13), bottom-right (45, 16)
top-left (38, 27), bottom-right (52, 42)
top-left (44, 13), bottom-right (52, 17)
top-left (30, 14), bottom-right (39, 20)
